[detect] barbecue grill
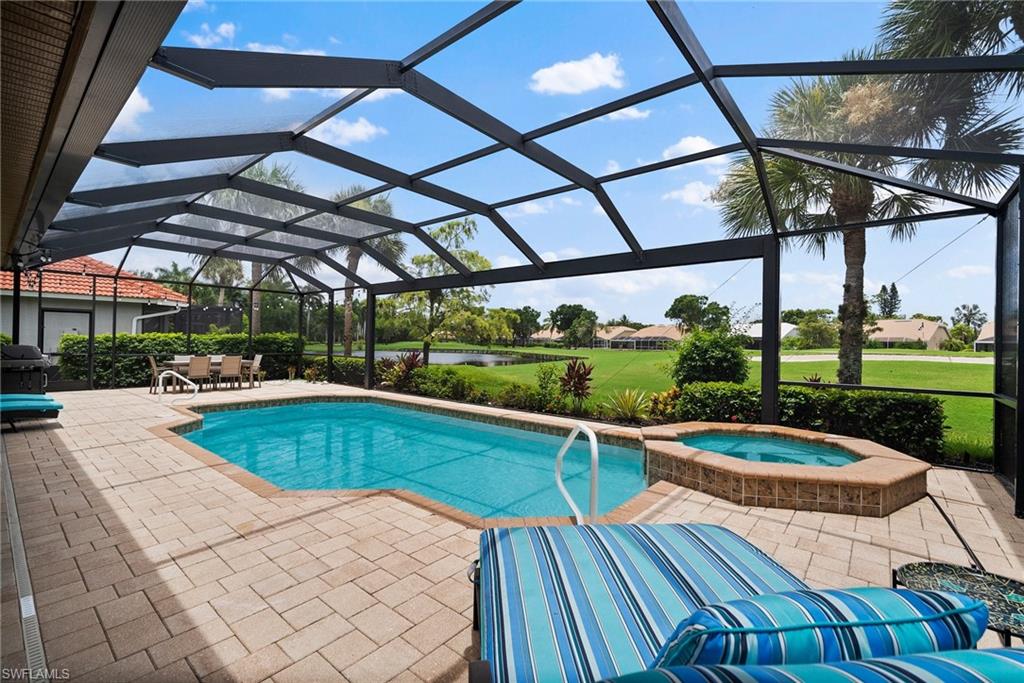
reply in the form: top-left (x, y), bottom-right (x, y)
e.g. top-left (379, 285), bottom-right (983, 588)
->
top-left (1, 345), bottom-right (51, 394)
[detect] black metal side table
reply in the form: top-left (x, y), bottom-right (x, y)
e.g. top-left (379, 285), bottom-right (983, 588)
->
top-left (894, 562), bottom-right (1024, 647)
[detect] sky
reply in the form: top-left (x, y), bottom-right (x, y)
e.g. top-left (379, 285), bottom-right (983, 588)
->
top-left (82, 0), bottom-right (1018, 325)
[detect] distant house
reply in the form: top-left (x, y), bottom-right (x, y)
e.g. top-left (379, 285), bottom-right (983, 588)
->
top-left (529, 328), bottom-right (563, 344)
top-left (0, 256), bottom-right (188, 355)
top-left (592, 325), bottom-right (637, 348)
top-left (973, 321), bottom-right (995, 352)
top-left (735, 322), bottom-right (799, 349)
top-left (622, 324), bottom-right (683, 350)
top-left (867, 318), bottom-right (950, 350)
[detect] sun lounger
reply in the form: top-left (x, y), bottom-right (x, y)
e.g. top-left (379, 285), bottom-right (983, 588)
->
top-left (1, 393), bottom-right (63, 427)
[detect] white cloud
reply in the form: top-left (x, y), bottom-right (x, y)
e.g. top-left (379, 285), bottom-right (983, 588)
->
top-left (245, 42), bottom-right (325, 55)
top-left (309, 116), bottom-right (387, 146)
top-left (559, 196), bottom-right (582, 206)
top-left (662, 135), bottom-right (717, 160)
top-left (529, 52), bottom-right (624, 95)
top-left (183, 0), bottom-right (209, 12)
top-left (603, 106), bottom-right (650, 121)
top-left (946, 264), bottom-right (992, 279)
top-left (540, 247), bottom-right (585, 261)
top-left (662, 181), bottom-right (718, 209)
top-left (260, 86), bottom-right (400, 103)
top-left (109, 88), bottom-right (152, 135)
top-left (604, 160), bottom-right (621, 174)
top-left (503, 201), bottom-right (551, 218)
top-left (493, 255), bottom-right (524, 268)
top-left (185, 22), bottom-right (235, 48)
top-left (328, 35), bottom-right (342, 45)
top-left (589, 268), bottom-right (709, 296)
top-left (592, 203), bottom-right (607, 215)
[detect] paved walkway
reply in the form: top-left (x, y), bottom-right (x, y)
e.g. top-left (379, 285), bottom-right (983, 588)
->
top-left (753, 353), bottom-right (994, 364)
top-left (2, 382), bottom-right (1021, 681)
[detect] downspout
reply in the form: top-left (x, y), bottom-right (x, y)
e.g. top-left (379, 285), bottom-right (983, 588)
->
top-left (131, 303), bottom-right (186, 334)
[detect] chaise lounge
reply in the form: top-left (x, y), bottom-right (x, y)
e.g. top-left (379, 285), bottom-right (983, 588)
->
top-left (471, 523), bottom-right (1018, 682)
top-left (0, 393), bottom-right (63, 428)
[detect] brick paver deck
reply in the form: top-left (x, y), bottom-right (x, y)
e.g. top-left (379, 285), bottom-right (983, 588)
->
top-left (2, 382), bottom-right (1022, 681)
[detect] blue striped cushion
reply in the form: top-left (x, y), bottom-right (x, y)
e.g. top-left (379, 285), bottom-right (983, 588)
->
top-left (479, 523), bottom-right (807, 682)
top-left (652, 587), bottom-right (988, 668)
top-left (603, 647), bottom-right (1024, 682)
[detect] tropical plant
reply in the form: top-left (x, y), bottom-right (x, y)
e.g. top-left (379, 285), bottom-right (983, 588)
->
top-left (671, 329), bottom-right (749, 388)
top-left (382, 350), bottom-right (424, 389)
top-left (952, 303), bottom-right (988, 331)
top-left (559, 358), bottom-right (594, 415)
top-left (664, 294), bottom-right (731, 332)
top-left (648, 387), bottom-right (681, 421)
top-left (562, 309), bottom-right (598, 348)
top-left (535, 363), bottom-right (563, 412)
top-left (150, 262), bottom-right (194, 295)
top-left (600, 389), bottom-right (650, 423)
top-left (950, 322), bottom-right (979, 345)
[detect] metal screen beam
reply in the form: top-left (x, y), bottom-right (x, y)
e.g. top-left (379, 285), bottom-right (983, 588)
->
top-left (150, 47), bottom-right (403, 89)
top-left (42, 221), bottom-right (163, 252)
top-left (759, 138), bottom-right (1024, 166)
top-left (375, 235), bottom-right (766, 294)
top-left (648, 0), bottom-right (781, 234)
top-left (780, 207), bottom-right (986, 239)
top-left (69, 174), bottom-right (229, 206)
top-left (401, 1), bottom-right (519, 69)
top-left (763, 147), bottom-right (999, 212)
top-left (318, 254), bottom-right (371, 289)
top-left (51, 201), bottom-right (189, 231)
top-left (278, 261), bottom-right (330, 292)
top-left (714, 54), bottom-right (1024, 78)
top-left (96, 132), bottom-right (292, 166)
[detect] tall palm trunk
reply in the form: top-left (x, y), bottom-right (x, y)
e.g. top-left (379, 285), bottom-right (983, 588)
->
top-left (343, 249), bottom-right (361, 356)
top-left (837, 228), bottom-right (867, 384)
top-left (250, 263), bottom-right (262, 335)
top-left (833, 180), bottom-right (874, 385)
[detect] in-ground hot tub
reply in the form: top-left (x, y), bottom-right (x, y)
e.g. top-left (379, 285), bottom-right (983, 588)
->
top-left (642, 423), bottom-right (930, 517)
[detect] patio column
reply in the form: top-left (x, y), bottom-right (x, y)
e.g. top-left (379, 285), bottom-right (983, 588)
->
top-left (11, 266), bottom-right (20, 344)
top-left (186, 283), bottom-right (193, 354)
top-left (364, 290), bottom-right (376, 389)
top-left (760, 237), bottom-right (781, 424)
top-left (297, 293), bottom-right (305, 378)
top-left (326, 290), bottom-right (335, 383)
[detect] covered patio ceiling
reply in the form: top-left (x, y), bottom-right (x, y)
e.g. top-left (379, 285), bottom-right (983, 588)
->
top-left (8, 0), bottom-right (1023, 295)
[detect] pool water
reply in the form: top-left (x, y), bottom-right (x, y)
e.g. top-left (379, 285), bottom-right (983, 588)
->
top-left (185, 402), bottom-right (646, 518)
top-left (680, 434), bottom-right (859, 466)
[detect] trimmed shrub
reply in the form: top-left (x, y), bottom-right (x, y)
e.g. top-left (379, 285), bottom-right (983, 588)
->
top-left (306, 356), bottom-right (365, 385)
top-left (939, 338), bottom-right (967, 352)
top-left (0, 332), bottom-right (12, 346)
top-left (864, 339), bottom-right (927, 350)
top-left (407, 366), bottom-right (475, 402)
top-left (496, 383), bottom-right (546, 412)
top-left (57, 332), bottom-right (301, 388)
top-left (675, 382), bottom-right (945, 460)
top-left (671, 329), bottom-right (749, 387)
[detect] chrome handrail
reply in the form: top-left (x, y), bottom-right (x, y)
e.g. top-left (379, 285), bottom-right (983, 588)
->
top-left (158, 370), bottom-right (197, 404)
top-left (554, 423), bottom-right (599, 524)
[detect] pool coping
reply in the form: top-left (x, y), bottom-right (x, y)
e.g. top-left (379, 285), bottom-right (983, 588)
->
top-left (640, 422), bottom-right (931, 516)
top-left (148, 391), bottom-right (671, 529)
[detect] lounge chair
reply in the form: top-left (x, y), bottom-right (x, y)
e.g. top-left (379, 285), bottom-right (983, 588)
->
top-left (148, 355), bottom-right (161, 394)
top-left (217, 355), bottom-right (243, 390)
top-left (187, 356), bottom-right (211, 392)
top-left (1, 393), bottom-right (63, 429)
top-left (472, 523), bottom-right (806, 682)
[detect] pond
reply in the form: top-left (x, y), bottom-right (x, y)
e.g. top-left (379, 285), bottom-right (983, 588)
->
top-left (352, 349), bottom-right (543, 367)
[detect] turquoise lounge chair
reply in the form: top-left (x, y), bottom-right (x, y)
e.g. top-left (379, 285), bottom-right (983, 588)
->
top-left (1, 393), bottom-right (63, 427)
top-left (473, 523), bottom-right (807, 682)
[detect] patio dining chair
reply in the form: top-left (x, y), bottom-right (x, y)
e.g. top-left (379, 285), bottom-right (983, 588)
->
top-left (147, 356), bottom-right (161, 394)
top-left (218, 355), bottom-right (243, 390)
top-left (249, 354), bottom-right (263, 389)
top-left (187, 355), bottom-right (211, 392)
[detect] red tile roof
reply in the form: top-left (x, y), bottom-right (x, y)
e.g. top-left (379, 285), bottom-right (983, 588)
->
top-left (0, 256), bottom-right (188, 303)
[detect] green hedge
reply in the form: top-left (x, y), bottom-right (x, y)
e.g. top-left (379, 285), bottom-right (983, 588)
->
top-left (407, 366), bottom-right (479, 402)
top-left (305, 356), bottom-right (366, 385)
top-left (0, 332), bottom-right (12, 346)
top-left (674, 382), bottom-right (945, 460)
top-left (58, 332), bottom-right (301, 388)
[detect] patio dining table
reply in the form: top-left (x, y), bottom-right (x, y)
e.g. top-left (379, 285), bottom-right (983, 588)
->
top-left (161, 358), bottom-right (257, 390)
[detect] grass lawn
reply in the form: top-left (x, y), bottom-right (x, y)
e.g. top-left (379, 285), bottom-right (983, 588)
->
top-left (309, 341), bottom-right (993, 459)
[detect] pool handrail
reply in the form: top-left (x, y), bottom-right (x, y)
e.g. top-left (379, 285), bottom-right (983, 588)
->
top-left (158, 369), bottom-right (198, 404)
top-left (555, 423), bottom-right (599, 524)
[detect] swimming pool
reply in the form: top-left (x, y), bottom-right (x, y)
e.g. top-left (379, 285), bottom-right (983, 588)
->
top-left (185, 402), bottom-right (646, 518)
top-left (680, 434), bottom-right (859, 466)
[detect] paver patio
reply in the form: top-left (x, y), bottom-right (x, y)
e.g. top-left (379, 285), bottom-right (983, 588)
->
top-left (2, 381), bottom-right (1022, 681)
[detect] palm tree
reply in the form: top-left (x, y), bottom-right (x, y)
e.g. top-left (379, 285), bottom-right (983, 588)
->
top-left (329, 187), bottom-right (405, 355)
top-left (153, 262), bottom-right (194, 295)
top-left (952, 303), bottom-right (988, 331)
top-left (714, 69), bottom-right (930, 384)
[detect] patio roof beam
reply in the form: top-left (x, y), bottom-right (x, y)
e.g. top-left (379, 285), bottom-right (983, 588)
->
top-left (758, 138), bottom-right (1024, 166)
top-left (150, 47), bottom-right (404, 89)
top-left (317, 254), bottom-right (371, 289)
top-left (277, 261), bottom-right (331, 292)
top-left (68, 174), bottom-right (230, 207)
top-left (648, 0), bottom-right (781, 235)
top-left (400, 0), bottom-right (520, 70)
top-left (779, 207), bottom-right (987, 239)
top-left (400, 69), bottom-right (644, 258)
top-left (95, 132), bottom-right (292, 166)
top-left (713, 54), bottom-right (1024, 78)
top-left (763, 147), bottom-right (1000, 212)
top-left (51, 201), bottom-right (190, 231)
top-left (226, 175), bottom-right (470, 277)
top-left (41, 221), bottom-right (163, 254)
top-left (375, 235), bottom-right (767, 295)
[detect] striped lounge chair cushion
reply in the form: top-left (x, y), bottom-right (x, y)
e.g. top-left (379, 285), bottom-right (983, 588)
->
top-left (478, 523), bottom-right (807, 682)
top-left (602, 647), bottom-right (1024, 682)
top-left (652, 587), bottom-right (988, 668)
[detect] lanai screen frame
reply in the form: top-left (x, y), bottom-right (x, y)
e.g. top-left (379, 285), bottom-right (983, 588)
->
top-left (3, 1), bottom-right (1023, 511)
